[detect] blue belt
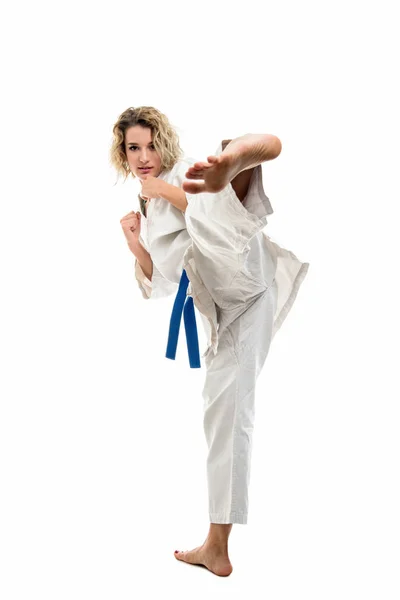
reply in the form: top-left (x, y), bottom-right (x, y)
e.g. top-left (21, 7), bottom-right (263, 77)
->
top-left (165, 269), bottom-right (201, 368)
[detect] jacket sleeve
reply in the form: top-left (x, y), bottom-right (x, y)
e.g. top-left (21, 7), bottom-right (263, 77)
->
top-left (133, 235), bottom-right (178, 300)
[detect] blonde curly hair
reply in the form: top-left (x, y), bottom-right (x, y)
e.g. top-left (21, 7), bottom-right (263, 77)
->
top-left (110, 106), bottom-right (183, 183)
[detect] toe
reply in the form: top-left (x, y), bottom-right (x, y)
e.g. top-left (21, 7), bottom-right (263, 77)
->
top-left (185, 170), bottom-right (204, 180)
top-left (174, 547), bottom-right (204, 565)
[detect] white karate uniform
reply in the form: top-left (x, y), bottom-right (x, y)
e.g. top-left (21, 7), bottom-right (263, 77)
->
top-left (134, 143), bottom-right (309, 524)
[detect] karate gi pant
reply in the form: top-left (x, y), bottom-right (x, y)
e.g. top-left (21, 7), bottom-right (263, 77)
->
top-left (184, 179), bottom-right (278, 525)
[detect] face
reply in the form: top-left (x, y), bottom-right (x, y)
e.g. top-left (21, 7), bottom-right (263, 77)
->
top-left (124, 125), bottom-right (162, 180)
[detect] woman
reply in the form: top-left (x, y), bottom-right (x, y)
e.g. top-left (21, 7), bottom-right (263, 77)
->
top-left (110, 106), bottom-right (309, 577)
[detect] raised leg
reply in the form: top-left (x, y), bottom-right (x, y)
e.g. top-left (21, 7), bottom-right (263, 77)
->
top-left (183, 133), bottom-right (282, 195)
top-left (222, 139), bottom-right (256, 202)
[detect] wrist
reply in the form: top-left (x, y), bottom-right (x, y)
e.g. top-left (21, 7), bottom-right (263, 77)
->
top-left (156, 178), bottom-right (167, 197)
top-left (128, 239), bottom-right (141, 253)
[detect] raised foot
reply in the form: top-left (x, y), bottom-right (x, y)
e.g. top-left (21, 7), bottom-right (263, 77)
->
top-left (174, 543), bottom-right (233, 577)
top-left (182, 133), bottom-right (278, 195)
top-left (182, 154), bottom-right (237, 195)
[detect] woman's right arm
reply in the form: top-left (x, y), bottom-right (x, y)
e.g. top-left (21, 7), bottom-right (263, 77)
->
top-left (119, 210), bottom-right (153, 281)
top-left (120, 210), bottom-right (177, 300)
top-left (128, 240), bottom-right (153, 281)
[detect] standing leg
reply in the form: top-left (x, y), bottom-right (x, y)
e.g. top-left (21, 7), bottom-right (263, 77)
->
top-left (203, 283), bottom-right (277, 525)
top-left (174, 281), bottom-right (277, 576)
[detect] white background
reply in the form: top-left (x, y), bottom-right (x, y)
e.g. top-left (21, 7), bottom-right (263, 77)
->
top-left (1, 0), bottom-right (399, 598)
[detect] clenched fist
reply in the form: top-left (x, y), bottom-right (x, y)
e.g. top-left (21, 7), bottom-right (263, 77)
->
top-left (120, 211), bottom-right (141, 248)
top-left (141, 175), bottom-right (164, 199)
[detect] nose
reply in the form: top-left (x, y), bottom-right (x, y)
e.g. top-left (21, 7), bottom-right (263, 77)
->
top-left (139, 149), bottom-right (149, 164)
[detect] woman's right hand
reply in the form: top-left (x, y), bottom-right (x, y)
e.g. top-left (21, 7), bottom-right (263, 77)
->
top-left (120, 211), bottom-right (141, 248)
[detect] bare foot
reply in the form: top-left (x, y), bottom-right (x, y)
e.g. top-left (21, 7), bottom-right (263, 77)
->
top-left (182, 133), bottom-right (279, 194)
top-left (174, 542), bottom-right (233, 577)
top-left (182, 152), bottom-right (243, 195)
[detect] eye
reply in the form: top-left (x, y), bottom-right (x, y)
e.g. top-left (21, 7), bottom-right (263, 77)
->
top-left (128, 146), bottom-right (138, 151)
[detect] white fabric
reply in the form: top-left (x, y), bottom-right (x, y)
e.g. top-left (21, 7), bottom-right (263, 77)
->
top-left (202, 280), bottom-right (278, 523)
top-left (135, 143), bottom-right (309, 355)
top-left (134, 156), bottom-right (194, 297)
top-left (133, 143), bottom-right (310, 524)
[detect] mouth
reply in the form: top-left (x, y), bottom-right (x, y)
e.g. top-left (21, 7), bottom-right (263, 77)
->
top-left (139, 167), bottom-right (153, 172)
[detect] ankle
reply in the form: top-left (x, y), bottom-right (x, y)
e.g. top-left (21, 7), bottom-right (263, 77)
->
top-left (204, 539), bottom-right (229, 553)
top-left (204, 523), bottom-right (232, 549)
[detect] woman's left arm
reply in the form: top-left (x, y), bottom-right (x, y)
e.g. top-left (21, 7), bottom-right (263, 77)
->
top-left (158, 180), bottom-right (188, 213)
top-left (141, 176), bottom-right (188, 213)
